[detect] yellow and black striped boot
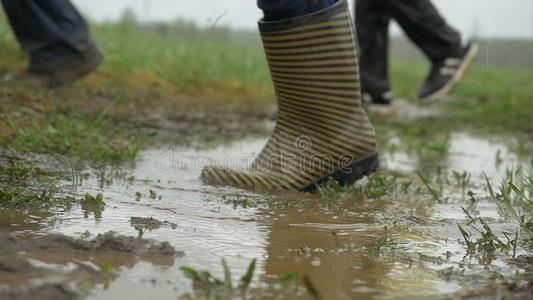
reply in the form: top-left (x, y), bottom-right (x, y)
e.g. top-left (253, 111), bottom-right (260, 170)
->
top-left (201, 0), bottom-right (378, 192)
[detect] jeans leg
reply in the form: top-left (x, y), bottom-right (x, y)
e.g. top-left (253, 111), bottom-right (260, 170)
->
top-left (356, 0), bottom-right (391, 93)
top-left (1, 0), bottom-right (95, 72)
top-left (387, 0), bottom-right (462, 63)
top-left (258, 0), bottom-right (336, 21)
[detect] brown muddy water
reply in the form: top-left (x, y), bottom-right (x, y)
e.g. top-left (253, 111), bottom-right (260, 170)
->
top-left (1, 133), bottom-right (532, 299)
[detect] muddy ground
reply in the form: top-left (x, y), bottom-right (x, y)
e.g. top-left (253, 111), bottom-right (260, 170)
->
top-left (0, 100), bottom-right (532, 300)
top-left (0, 231), bottom-right (179, 300)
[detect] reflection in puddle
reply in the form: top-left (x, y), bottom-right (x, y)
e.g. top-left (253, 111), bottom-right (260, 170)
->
top-left (385, 133), bottom-right (522, 181)
top-left (1, 133), bottom-right (530, 299)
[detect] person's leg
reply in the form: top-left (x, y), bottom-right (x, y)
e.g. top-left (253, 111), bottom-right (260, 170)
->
top-left (387, 0), bottom-right (461, 63)
top-left (355, 0), bottom-right (393, 105)
top-left (1, 0), bottom-right (102, 85)
top-left (202, 0), bottom-right (379, 191)
top-left (387, 0), bottom-right (478, 102)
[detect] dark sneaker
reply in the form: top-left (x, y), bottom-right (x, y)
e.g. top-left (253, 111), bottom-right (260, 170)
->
top-left (362, 90), bottom-right (394, 105)
top-left (419, 43), bottom-right (479, 104)
top-left (3, 45), bottom-right (104, 87)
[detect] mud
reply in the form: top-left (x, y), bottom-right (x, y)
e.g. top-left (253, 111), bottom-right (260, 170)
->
top-left (0, 232), bottom-right (178, 256)
top-left (138, 107), bottom-right (275, 146)
top-left (0, 232), bottom-right (180, 300)
top-left (0, 148), bottom-right (67, 173)
top-left (0, 127), bottom-right (531, 299)
top-left (0, 255), bottom-right (105, 300)
top-left (130, 216), bottom-right (178, 230)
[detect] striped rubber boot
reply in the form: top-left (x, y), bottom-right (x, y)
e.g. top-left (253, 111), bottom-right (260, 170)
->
top-left (201, 0), bottom-right (379, 192)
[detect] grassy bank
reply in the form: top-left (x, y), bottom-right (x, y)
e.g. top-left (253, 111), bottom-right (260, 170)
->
top-left (1, 18), bottom-right (532, 146)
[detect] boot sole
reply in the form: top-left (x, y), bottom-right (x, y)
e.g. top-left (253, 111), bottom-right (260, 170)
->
top-left (420, 44), bottom-right (480, 104)
top-left (300, 151), bottom-right (379, 192)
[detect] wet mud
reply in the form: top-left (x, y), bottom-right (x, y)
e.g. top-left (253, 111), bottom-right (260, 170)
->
top-left (0, 232), bottom-right (178, 256)
top-left (0, 127), bottom-right (532, 299)
top-left (0, 232), bottom-right (179, 300)
top-left (130, 216), bottom-right (178, 230)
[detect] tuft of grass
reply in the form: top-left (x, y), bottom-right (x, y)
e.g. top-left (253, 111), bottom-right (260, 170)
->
top-left (458, 207), bottom-right (515, 265)
top-left (1, 109), bottom-right (145, 167)
top-left (484, 171), bottom-right (533, 241)
top-left (453, 170), bottom-right (472, 196)
top-left (0, 187), bottom-right (74, 210)
top-left (375, 228), bottom-right (394, 251)
top-left (80, 193), bottom-right (106, 220)
top-left (0, 162), bottom-right (74, 210)
top-left (180, 258), bottom-right (257, 296)
top-left (81, 193), bottom-right (105, 206)
top-left (417, 172), bottom-right (445, 203)
top-left (238, 258), bottom-right (256, 290)
top-left (317, 172), bottom-right (410, 200)
top-left (180, 258), bottom-right (300, 298)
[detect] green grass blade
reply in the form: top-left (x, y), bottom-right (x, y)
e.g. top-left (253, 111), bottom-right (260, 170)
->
top-left (274, 272), bottom-right (298, 289)
top-left (239, 259), bottom-right (256, 290)
top-left (180, 267), bottom-right (200, 281)
top-left (508, 182), bottom-right (533, 215)
top-left (221, 258), bottom-right (233, 291)
top-left (417, 172), bottom-right (441, 202)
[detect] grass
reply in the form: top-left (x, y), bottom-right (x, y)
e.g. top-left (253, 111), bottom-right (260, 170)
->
top-left (485, 170), bottom-right (533, 241)
top-left (391, 37), bottom-right (533, 70)
top-left (0, 162), bottom-right (73, 210)
top-left (458, 207), bottom-right (512, 265)
top-left (0, 160), bottom-right (110, 212)
top-left (180, 258), bottom-right (274, 299)
top-left (181, 258), bottom-right (257, 294)
top-left (1, 108), bottom-right (144, 166)
top-left (80, 192), bottom-right (106, 220)
top-left (456, 169), bottom-right (532, 266)
top-left (317, 172), bottom-right (407, 200)
top-left (0, 188), bottom-right (73, 210)
top-left (180, 258), bottom-right (320, 299)
top-left (95, 22), bottom-right (271, 97)
top-left (417, 172), bottom-right (445, 203)
top-left (390, 60), bottom-right (533, 135)
top-left (375, 227), bottom-right (395, 251)
top-left (0, 15), bottom-right (531, 166)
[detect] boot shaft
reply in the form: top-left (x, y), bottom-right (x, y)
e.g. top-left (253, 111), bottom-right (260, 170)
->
top-left (259, 0), bottom-right (365, 112)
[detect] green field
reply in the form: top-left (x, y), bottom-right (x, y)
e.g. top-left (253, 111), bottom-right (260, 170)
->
top-left (1, 18), bottom-right (532, 160)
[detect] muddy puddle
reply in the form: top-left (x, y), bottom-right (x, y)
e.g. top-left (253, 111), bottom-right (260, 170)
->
top-left (1, 132), bottom-right (531, 299)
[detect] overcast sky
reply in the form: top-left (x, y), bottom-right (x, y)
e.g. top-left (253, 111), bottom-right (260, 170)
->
top-left (72, 0), bottom-right (533, 39)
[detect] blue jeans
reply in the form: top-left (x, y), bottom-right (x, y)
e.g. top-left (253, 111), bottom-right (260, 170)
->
top-left (1, 0), bottom-right (95, 72)
top-left (258, 0), bottom-right (336, 20)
